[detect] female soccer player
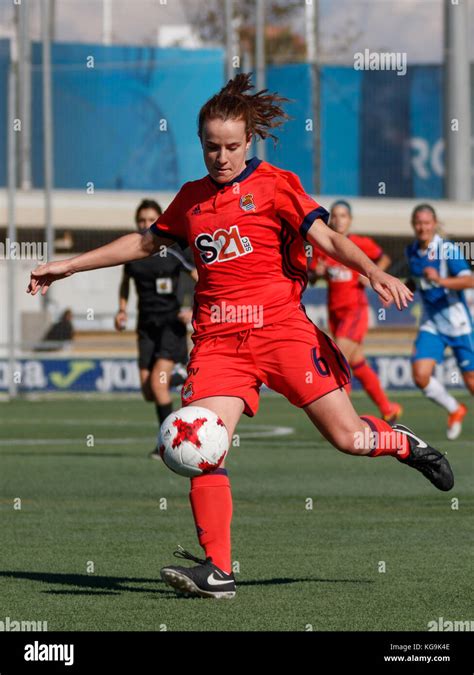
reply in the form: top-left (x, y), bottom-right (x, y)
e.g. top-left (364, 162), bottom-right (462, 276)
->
top-left (309, 200), bottom-right (402, 422)
top-left (406, 204), bottom-right (473, 440)
top-left (27, 74), bottom-right (454, 600)
top-left (115, 199), bottom-right (197, 457)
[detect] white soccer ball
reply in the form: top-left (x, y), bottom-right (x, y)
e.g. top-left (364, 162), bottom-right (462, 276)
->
top-left (158, 406), bottom-right (229, 477)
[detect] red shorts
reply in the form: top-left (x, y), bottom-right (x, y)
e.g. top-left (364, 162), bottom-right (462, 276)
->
top-left (329, 306), bottom-right (368, 344)
top-left (181, 307), bottom-right (351, 417)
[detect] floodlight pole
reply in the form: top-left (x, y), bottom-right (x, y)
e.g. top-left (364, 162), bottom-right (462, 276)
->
top-left (255, 0), bottom-right (266, 161)
top-left (7, 39), bottom-right (18, 397)
top-left (307, 0), bottom-right (321, 194)
top-left (42, 0), bottom-right (54, 315)
top-left (225, 0), bottom-right (234, 81)
top-left (17, 0), bottom-right (32, 190)
top-left (443, 0), bottom-right (471, 200)
top-left (102, 0), bottom-right (112, 46)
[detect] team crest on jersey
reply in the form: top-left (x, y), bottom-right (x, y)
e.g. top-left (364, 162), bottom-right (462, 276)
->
top-left (240, 193), bottom-right (256, 212)
top-left (182, 381), bottom-right (194, 400)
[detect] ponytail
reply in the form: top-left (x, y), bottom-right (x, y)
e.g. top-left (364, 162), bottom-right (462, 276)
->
top-left (198, 73), bottom-right (291, 143)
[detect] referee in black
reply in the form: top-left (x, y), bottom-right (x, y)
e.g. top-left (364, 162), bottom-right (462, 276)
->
top-left (115, 199), bottom-right (197, 457)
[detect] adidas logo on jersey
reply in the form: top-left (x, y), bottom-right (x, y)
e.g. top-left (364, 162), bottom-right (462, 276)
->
top-left (191, 204), bottom-right (201, 215)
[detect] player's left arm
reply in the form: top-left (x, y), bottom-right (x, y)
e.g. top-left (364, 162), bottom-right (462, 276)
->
top-left (274, 173), bottom-right (411, 309)
top-left (357, 252), bottom-right (391, 287)
top-left (307, 220), bottom-right (413, 310)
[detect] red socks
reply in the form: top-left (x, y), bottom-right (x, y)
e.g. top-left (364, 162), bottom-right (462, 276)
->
top-left (188, 416), bottom-right (408, 574)
top-left (360, 416), bottom-right (410, 459)
top-left (352, 360), bottom-right (392, 416)
top-left (189, 468), bottom-right (232, 574)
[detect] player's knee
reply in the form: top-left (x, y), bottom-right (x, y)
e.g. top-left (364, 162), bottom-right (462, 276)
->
top-left (412, 368), bottom-right (430, 389)
top-left (334, 430), bottom-right (366, 456)
top-left (151, 378), bottom-right (169, 397)
top-left (150, 384), bottom-right (169, 403)
top-left (463, 373), bottom-right (474, 395)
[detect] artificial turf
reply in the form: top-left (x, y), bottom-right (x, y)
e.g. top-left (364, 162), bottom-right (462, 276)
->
top-left (0, 392), bottom-right (471, 631)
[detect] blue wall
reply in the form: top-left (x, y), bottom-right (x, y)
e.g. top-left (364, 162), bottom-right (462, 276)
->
top-left (30, 43), bottom-right (224, 189)
top-left (266, 63), bottom-right (314, 191)
top-left (0, 41), bottom-right (470, 196)
top-left (320, 66), bottom-right (362, 195)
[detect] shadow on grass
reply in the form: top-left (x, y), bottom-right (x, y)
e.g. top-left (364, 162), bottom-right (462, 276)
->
top-left (0, 571), bottom-right (166, 596)
top-left (0, 570), bottom-right (373, 598)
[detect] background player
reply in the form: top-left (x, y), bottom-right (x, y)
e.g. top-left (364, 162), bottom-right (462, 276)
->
top-left (27, 74), bottom-right (454, 600)
top-left (309, 200), bottom-right (402, 422)
top-left (406, 204), bottom-right (473, 439)
top-left (115, 199), bottom-right (197, 455)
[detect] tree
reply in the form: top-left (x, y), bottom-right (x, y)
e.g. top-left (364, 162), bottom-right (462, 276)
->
top-left (183, 0), bottom-right (306, 64)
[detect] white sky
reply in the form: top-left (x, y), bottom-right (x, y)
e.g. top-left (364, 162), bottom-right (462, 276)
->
top-left (0, 0), bottom-right (472, 63)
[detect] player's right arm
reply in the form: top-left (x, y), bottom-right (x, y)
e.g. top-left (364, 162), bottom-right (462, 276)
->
top-left (27, 184), bottom-right (191, 297)
top-left (27, 229), bottom-right (173, 297)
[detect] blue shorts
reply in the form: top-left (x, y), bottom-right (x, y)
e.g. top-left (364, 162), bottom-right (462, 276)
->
top-left (412, 329), bottom-right (474, 372)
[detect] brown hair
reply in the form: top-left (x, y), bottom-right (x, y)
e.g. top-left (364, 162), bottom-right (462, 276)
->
top-left (198, 73), bottom-right (291, 144)
top-left (135, 199), bottom-right (162, 224)
top-left (411, 203), bottom-right (437, 224)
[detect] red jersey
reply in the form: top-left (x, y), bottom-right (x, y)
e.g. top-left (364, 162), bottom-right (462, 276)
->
top-left (309, 234), bottom-right (383, 312)
top-left (150, 157), bottom-right (329, 338)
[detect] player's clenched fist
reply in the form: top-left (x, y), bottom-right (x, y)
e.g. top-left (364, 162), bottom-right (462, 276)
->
top-left (27, 260), bottom-right (74, 296)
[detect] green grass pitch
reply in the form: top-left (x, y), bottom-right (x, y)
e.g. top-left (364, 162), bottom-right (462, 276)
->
top-left (0, 392), bottom-right (472, 631)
